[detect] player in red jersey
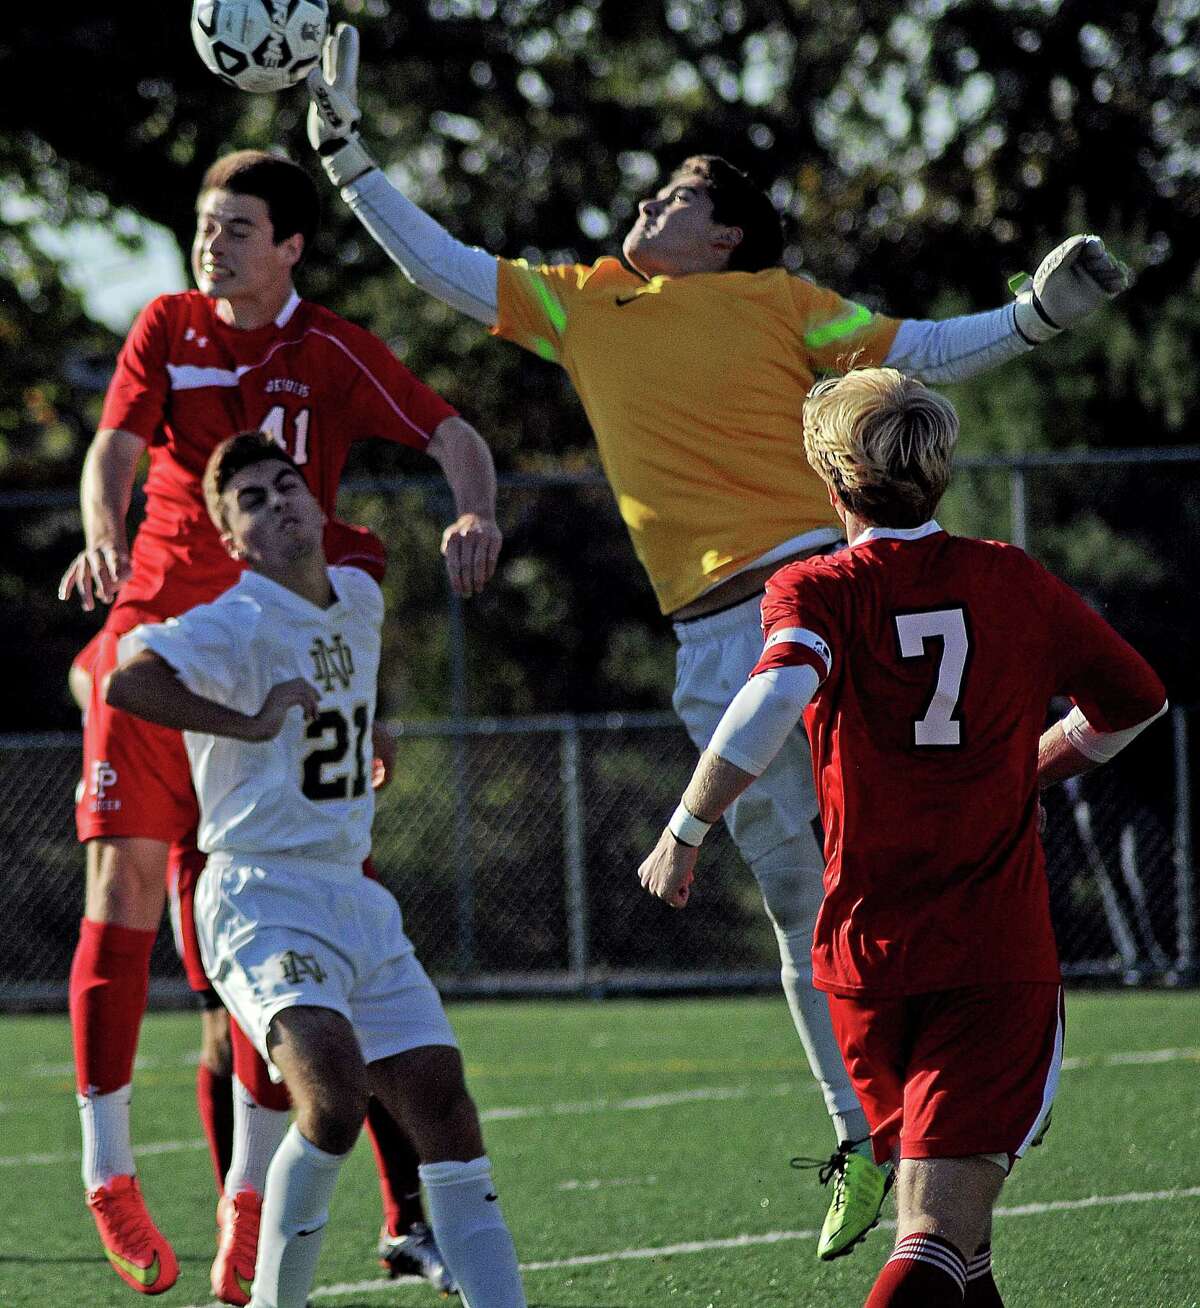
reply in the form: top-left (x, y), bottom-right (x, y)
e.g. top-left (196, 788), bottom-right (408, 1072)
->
top-left (59, 150), bottom-right (498, 1298)
top-left (639, 368), bottom-right (1167, 1306)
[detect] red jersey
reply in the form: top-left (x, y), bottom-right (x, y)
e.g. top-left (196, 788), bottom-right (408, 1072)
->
top-left (99, 290), bottom-right (456, 629)
top-left (753, 523), bottom-right (1166, 997)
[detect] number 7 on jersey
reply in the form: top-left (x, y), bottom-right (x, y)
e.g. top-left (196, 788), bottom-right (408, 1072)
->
top-left (894, 607), bottom-right (971, 747)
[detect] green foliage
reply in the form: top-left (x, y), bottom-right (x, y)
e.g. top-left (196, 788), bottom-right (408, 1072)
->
top-left (2, 1), bottom-right (1198, 726)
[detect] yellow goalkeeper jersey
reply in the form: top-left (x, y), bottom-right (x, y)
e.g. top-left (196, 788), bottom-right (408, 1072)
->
top-left (494, 256), bottom-right (900, 615)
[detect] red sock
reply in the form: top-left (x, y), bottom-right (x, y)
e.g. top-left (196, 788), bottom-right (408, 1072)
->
top-left (230, 1017), bottom-right (290, 1111)
top-left (196, 1065), bottom-right (234, 1192)
top-left (365, 1097), bottom-right (425, 1234)
top-left (69, 918), bottom-right (156, 1095)
top-left (866, 1232), bottom-right (966, 1306)
top-left (964, 1244), bottom-right (1004, 1306)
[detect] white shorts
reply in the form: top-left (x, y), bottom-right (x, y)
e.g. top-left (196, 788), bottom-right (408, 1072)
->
top-left (195, 853), bottom-right (457, 1079)
top-left (673, 594), bottom-right (821, 863)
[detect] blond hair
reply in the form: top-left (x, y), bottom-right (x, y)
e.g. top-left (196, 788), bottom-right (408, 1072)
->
top-left (803, 368), bottom-right (958, 527)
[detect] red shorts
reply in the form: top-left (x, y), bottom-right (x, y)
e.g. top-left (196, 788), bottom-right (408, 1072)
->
top-left (76, 627), bottom-right (200, 845)
top-left (168, 842), bottom-right (211, 992)
top-left (826, 982), bottom-right (1063, 1171)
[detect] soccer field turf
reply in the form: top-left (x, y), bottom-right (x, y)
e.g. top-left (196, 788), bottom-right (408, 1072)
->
top-left (1, 992), bottom-right (1197, 1307)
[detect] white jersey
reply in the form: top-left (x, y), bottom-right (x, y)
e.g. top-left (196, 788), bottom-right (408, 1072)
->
top-left (121, 566), bottom-right (383, 864)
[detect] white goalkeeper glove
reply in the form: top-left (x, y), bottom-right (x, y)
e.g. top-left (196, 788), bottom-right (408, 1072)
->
top-left (306, 23), bottom-right (377, 189)
top-left (1011, 234), bottom-right (1130, 344)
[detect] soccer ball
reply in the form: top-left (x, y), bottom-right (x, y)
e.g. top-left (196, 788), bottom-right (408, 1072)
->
top-left (191, 0), bottom-right (329, 94)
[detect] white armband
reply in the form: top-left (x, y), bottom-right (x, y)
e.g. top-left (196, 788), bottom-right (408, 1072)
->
top-left (668, 803), bottom-right (713, 848)
top-left (708, 664), bottom-right (820, 777)
top-left (1061, 700), bottom-right (1168, 763)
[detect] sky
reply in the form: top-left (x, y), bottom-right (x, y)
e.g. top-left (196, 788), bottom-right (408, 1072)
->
top-left (32, 212), bottom-right (187, 333)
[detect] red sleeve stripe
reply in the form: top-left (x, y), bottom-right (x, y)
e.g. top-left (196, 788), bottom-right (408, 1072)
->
top-left (751, 641), bottom-right (830, 681)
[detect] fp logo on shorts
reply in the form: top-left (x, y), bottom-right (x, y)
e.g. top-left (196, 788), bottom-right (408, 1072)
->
top-left (89, 760), bottom-right (121, 811)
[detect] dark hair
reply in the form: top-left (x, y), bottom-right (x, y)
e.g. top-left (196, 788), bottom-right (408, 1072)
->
top-left (198, 150), bottom-right (319, 257)
top-left (203, 430), bottom-right (304, 530)
top-left (672, 154), bottom-right (783, 272)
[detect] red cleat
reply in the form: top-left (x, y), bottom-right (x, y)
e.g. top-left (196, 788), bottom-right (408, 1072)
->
top-left (211, 1189), bottom-right (263, 1306)
top-left (86, 1174), bottom-right (180, 1295)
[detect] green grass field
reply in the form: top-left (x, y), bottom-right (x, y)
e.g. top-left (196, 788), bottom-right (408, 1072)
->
top-left (2, 992), bottom-right (1198, 1307)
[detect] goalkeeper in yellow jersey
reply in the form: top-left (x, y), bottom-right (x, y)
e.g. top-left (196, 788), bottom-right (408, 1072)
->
top-left (307, 24), bottom-right (1129, 1262)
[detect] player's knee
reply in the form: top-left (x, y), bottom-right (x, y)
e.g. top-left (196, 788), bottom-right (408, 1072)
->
top-left (301, 1090), bottom-right (368, 1156)
top-left (750, 842), bottom-right (824, 935)
top-left (84, 838), bottom-right (169, 926)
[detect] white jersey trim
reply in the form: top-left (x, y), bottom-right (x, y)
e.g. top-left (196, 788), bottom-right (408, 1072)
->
top-left (275, 291), bottom-right (301, 328)
top-left (163, 315), bottom-right (437, 447)
top-left (850, 519), bottom-right (944, 547)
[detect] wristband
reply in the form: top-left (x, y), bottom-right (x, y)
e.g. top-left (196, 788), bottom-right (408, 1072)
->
top-left (668, 802), bottom-right (712, 848)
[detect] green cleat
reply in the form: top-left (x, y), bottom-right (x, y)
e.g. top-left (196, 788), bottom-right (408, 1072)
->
top-left (793, 1144), bottom-right (894, 1260)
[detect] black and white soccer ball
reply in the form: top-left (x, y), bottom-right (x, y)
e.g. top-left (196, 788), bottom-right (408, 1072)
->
top-left (191, 0), bottom-right (329, 94)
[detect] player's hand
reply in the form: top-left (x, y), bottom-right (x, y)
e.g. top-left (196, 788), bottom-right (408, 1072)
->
top-left (441, 514), bottom-right (502, 599)
top-left (638, 829), bottom-right (698, 909)
top-left (306, 23), bottom-right (376, 188)
top-left (371, 719), bottom-right (395, 790)
top-left (58, 543), bottom-right (131, 611)
top-left (1013, 235), bottom-right (1130, 343)
top-left (247, 678), bottom-right (320, 741)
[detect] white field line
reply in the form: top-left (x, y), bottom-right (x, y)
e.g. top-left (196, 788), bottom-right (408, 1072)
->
top-left (174, 1184), bottom-right (1200, 1307)
top-left (5, 1046), bottom-right (1197, 1170)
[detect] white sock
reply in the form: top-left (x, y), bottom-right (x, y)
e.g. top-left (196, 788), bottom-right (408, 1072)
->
top-left (834, 1110), bottom-right (872, 1149)
top-left (419, 1156), bottom-right (526, 1308)
top-left (225, 1076), bottom-right (290, 1198)
top-left (78, 1084), bottom-right (135, 1190)
top-left (250, 1124), bottom-right (346, 1308)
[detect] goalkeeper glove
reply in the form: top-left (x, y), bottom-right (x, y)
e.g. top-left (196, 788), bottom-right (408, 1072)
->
top-left (1011, 234), bottom-right (1131, 344)
top-left (306, 23), bottom-right (377, 189)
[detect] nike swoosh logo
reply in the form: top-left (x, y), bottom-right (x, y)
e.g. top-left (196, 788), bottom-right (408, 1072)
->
top-left (485, 1192), bottom-right (498, 1202)
top-left (105, 1247), bottom-right (159, 1286)
top-left (297, 1227), bottom-right (321, 1237)
top-left (614, 294), bottom-right (644, 306)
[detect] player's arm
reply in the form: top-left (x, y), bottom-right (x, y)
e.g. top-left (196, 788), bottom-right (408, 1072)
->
top-left (425, 415), bottom-right (502, 598)
top-left (306, 25), bottom-right (499, 326)
top-left (883, 236), bottom-right (1130, 383)
top-left (1036, 581), bottom-right (1167, 790)
top-left (638, 664), bottom-right (820, 908)
top-left (105, 649), bottom-right (320, 742)
top-left (57, 427), bottom-right (146, 611)
top-left (1037, 701), bottom-right (1167, 789)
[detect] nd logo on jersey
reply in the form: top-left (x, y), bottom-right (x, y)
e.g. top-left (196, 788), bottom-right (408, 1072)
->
top-left (310, 635), bottom-right (354, 693)
top-left (279, 950), bottom-right (328, 986)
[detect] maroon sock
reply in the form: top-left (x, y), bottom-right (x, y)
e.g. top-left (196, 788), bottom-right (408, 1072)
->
top-left (365, 1097), bottom-right (425, 1234)
top-left (69, 918), bottom-right (156, 1094)
top-left (230, 1017), bottom-right (291, 1111)
top-left (865, 1232), bottom-right (967, 1306)
top-left (964, 1244), bottom-right (1004, 1306)
top-left (196, 1064), bottom-right (234, 1192)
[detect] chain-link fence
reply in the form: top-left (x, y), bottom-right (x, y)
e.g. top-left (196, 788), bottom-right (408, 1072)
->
top-left (0, 704), bottom-right (1193, 1008)
top-left (2, 450), bottom-right (1197, 1006)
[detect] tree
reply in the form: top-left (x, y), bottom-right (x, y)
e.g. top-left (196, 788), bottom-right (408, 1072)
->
top-left (1, 0), bottom-right (1197, 728)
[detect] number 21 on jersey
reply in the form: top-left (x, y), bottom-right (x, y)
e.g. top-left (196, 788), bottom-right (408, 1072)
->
top-left (894, 607), bottom-right (971, 747)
